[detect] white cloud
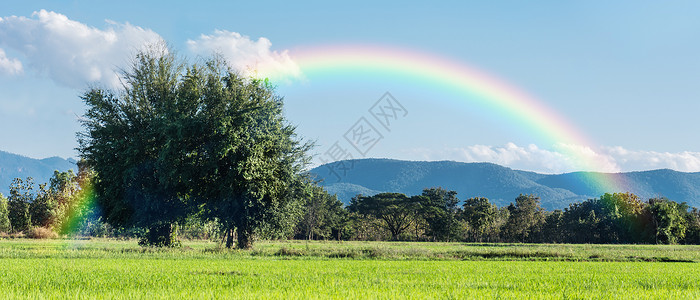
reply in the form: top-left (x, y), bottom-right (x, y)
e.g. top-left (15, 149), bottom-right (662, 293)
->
top-left (402, 143), bottom-right (700, 174)
top-left (187, 30), bottom-right (301, 81)
top-left (0, 10), bottom-right (162, 88)
top-left (603, 146), bottom-right (700, 172)
top-left (551, 143), bottom-right (621, 173)
top-left (403, 143), bottom-right (588, 174)
top-left (0, 48), bottom-right (23, 75)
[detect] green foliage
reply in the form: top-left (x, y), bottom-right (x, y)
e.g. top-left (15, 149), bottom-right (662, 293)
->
top-left (79, 47), bottom-right (311, 248)
top-left (348, 193), bottom-right (422, 240)
top-left (646, 198), bottom-right (688, 244)
top-left (1, 170), bottom-right (87, 236)
top-left (0, 193), bottom-right (10, 232)
top-left (342, 212), bottom-right (389, 241)
top-left (684, 208), bottom-right (700, 244)
top-left (74, 216), bottom-right (114, 238)
top-left (29, 183), bottom-right (57, 228)
top-left (419, 188), bottom-right (461, 242)
top-left (8, 177), bottom-right (33, 232)
top-left (503, 194), bottom-right (545, 242)
top-left (178, 215), bottom-right (220, 241)
top-left (78, 48), bottom-right (192, 243)
top-left (598, 192), bottom-right (647, 242)
top-left (460, 197), bottom-right (498, 242)
top-left (296, 183), bottom-right (347, 240)
top-left (540, 209), bottom-right (564, 243)
top-left (29, 170), bottom-right (84, 235)
top-left (555, 193), bottom-right (699, 245)
top-left (561, 200), bottom-right (603, 243)
top-left (139, 223), bottom-right (181, 248)
top-left (48, 169), bottom-right (80, 231)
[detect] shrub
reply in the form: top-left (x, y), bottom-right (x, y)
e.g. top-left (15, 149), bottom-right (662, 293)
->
top-left (26, 227), bottom-right (59, 239)
top-left (139, 223), bottom-right (181, 247)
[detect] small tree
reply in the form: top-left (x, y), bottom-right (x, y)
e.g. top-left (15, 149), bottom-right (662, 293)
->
top-left (348, 193), bottom-right (420, 241)
top-left (502, 194), bottom-right (545, 242)
top-left (461, 197), bottom-right (498, 242)
top-left (48, 170), bottom-right (80, 230)
top-left (29, 183), bottom-right (57, 228)
top-left (597, 192), bottom-right (646, 243)
top-left (297, 184), bottom-right (347, 240)
top-left (540, 209), bottom-right (564, 243)
top-left (646, 198), bottom-right (688, 244)
top-left (683, 207), bottom-right (700, 244)
top-left (343, 211), bottom-right (389, 241)
top-left (419, 188), bottom-right (461, 242)
top-left (8, 177), bottom-right (34, 232)
top-left (0, 193), bottom-right (10, 232)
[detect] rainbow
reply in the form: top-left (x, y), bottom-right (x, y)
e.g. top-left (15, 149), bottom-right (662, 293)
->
top-left (256, 44), bottom-right (627, 194)
top-left (57, 45), bottom-right (626, 233)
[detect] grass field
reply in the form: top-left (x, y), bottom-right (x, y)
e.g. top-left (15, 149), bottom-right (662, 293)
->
top-left (0, 239), bottom-right (699, 299)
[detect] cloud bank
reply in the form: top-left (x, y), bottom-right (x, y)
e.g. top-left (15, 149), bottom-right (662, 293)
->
top-left (0, 11), bottom-right (301, 87)
top-left (187, 30), bottom-right (301, 81)
top-left (403, 143), bottom-right (700, 174)
top-left (0, 10), bottom-right (162, 88)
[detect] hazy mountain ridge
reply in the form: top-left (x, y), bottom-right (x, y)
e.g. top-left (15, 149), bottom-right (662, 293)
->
top-left (0, 150), bottom-right (77, 196)
top-left (2, 151), bottom-right (699, 210)
top-left (310, 158), bottom-right (700, 209)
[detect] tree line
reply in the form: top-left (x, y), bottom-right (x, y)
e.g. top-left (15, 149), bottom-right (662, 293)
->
top-left (297, 188), bottom-right (700, 245)
top-left (0, 165), bottom-right (96, 238)
top-left (3, 176), bottom-right (699, 246)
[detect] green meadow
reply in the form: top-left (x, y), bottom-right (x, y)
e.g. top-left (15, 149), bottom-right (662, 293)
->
top-left (0, 239), bottom-right (699, 299)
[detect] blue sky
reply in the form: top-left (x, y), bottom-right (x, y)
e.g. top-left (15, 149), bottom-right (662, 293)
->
top-left (1, 1), bottom-right (700, 173)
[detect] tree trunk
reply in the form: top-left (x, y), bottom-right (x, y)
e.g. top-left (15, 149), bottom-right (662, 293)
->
top-left (414, 222), bottom-right (419, 241)
top-left (238, 229), bottom-right (253, 249)
top-left (141, 223), bottom-right (177, 247)
top-left (225, 228), bottom-right (235, 248)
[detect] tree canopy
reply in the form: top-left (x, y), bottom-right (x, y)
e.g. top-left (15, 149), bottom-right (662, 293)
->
top-left (78, 48), bottom-right (311, 248)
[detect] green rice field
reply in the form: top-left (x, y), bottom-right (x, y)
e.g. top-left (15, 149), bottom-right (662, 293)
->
top-left (0, 239), bottom-right (699, 299)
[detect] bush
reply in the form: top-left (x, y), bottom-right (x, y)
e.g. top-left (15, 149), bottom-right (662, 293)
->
top-left (26, 227), bottom-right (58, 239)
top-left (139, 223), bottom-right (181, 247)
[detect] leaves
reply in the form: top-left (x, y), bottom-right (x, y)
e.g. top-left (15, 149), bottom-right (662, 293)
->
top-left (78, 49), bottom-right (310, 248)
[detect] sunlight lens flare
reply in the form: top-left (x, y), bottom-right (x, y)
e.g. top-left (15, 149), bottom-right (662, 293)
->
top-left (59, 180), bottom-right (97, 236)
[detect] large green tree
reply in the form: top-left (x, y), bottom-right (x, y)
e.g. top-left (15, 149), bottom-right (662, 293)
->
top-left (79, 48), bottom-right (309, 248)
top-left (79, 49), bottom-right (189, 246)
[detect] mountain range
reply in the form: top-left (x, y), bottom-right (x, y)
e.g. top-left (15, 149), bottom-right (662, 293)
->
top-left (0, 150), bottom-right (77, 196)
top-left (309, 158), bottom-right (700, 210)
top-left (2, 151), bottom-right (699, 210)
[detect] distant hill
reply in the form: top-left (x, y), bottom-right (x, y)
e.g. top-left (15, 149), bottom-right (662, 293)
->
top-left (3, 152), bottom-right (699, 210)
top-left (0, 150), bottom-right (77, 196)
top-left (309, 158), bottom-right (700, 210)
